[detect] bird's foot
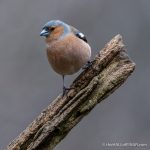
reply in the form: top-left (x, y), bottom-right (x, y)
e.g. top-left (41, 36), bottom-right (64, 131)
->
top-left (82, 60), bottom-right (93, 70)
top-left (62, 86), bottom-right (73, 97)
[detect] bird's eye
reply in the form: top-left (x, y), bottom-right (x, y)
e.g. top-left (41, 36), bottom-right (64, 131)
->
top-left (50, 27), bottom-right (55, 31)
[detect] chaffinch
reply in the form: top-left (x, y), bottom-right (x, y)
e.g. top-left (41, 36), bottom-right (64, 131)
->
top-left (40, 20), bottom-right (91, 95)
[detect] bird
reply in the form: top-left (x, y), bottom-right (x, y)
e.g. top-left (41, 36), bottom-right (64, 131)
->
top-left (40, 20), bottom-right (91, 96)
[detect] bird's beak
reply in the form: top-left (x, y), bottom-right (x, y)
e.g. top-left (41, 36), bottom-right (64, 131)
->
top-left (40, 29), bottom-right (49, 37)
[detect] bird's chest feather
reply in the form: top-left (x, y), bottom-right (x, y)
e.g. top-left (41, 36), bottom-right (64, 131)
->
top-left (46, 34), bottom-right (90, 75)
top-left (46, 35), bottom-right (77, 63)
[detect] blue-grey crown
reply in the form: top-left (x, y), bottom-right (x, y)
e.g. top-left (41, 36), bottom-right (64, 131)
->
top-left (43, 20), bottom-right (66, 28)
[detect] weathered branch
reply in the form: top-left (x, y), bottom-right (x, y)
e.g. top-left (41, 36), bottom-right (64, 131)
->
top-left (5, 35), bottom-right (135, 150)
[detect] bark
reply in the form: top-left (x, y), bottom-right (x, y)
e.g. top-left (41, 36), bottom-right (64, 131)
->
top-left (5, 35), bottom-right (135, 150)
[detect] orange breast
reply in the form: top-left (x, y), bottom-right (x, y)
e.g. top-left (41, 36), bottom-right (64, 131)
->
top-left (46, 33), bottom-right (91, 75)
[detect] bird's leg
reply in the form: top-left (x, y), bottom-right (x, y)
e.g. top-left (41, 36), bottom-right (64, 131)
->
top-left (62, 75), bottom-right (70, 96)
top-left (62, 75), bottom-right (66, 96)
top-left (82, 60), bottom-right (93, 70)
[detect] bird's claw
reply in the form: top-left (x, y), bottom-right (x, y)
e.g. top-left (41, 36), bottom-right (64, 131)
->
top-left (82, 60), bottom-right (93, 70)
top-left (63, 86), bottom-right (74, 96)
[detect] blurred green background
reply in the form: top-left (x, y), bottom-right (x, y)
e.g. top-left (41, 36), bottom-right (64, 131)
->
top-left (0, 0), bottom-right (149, 149)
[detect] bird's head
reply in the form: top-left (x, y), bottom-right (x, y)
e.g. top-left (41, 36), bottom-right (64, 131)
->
top-left (40, 20), bottom-right (70, 41)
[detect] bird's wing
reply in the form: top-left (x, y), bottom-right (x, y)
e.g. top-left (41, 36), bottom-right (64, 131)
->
top-left (70, 26), bottom-right (88, 43)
